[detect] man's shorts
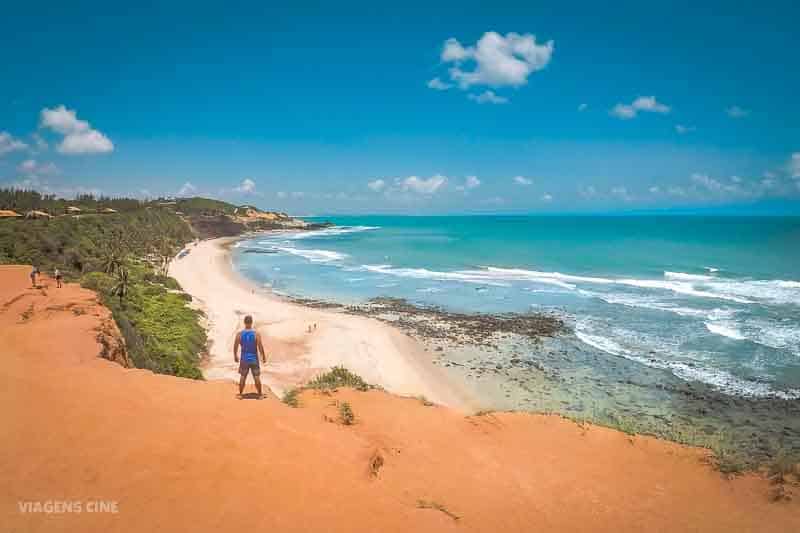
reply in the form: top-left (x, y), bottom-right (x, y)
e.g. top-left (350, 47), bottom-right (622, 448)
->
top-left (239, 360), bottom-right (260, 378)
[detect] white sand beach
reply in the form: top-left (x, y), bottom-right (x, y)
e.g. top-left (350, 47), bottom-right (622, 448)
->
top-left (169, 237), bottom-right (473, 409)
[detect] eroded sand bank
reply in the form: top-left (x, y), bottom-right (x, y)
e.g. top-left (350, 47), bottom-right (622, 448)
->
top-left (2, 265), bottom-right (798, 532)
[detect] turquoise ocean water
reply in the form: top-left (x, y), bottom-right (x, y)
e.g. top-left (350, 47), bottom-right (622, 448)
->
top-left (233, 216), bottom-right (800, 401)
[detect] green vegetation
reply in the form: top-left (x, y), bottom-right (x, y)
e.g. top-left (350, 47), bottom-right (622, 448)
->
top-left (338, 402), bottom-right (355, 425)
top-left (281, 367), bottom-right (374, 408)
top-left (282, 388), bottom-right (301, 408)
top-left (1, 189), bottom-right (205, 379)
top-left (81, 265), bottom-right (206, 379)
top-left (173, 196), bottom-right (238, 216)
top-left (306, 366), bottom-right (373, 392)
top-left (0, 194), bottom-right (194, 279)
top-left (0, 188), bottom-right (143, 215)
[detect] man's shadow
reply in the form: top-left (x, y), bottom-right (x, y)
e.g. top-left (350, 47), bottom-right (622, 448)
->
top-left (238, 392), bottom-right (263, 400)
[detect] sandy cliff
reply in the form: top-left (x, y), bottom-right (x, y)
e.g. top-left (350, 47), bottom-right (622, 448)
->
top-left (1, 265), bottom-right (798, 532)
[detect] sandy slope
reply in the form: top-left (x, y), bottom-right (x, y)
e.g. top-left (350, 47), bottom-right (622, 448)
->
top-left (1, 265), bottom-right (798, 532)
top-left (169, 238), bottom-right (471, 408)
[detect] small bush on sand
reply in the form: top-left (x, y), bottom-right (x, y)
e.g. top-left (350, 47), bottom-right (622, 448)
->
top-left (282, 368), bottom-right (372, 410)
top-left (283, 388), bottom-right (300, 408)
top-left (339, 402), bottom-right (355, 425)
top-left (306, 366), bottom-right (372, 392)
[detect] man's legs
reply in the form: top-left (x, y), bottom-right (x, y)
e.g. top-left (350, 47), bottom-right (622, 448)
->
top-left (238, 369), bottom-right (247, 395)
top-left (254, 376), bottom-right (263, 397)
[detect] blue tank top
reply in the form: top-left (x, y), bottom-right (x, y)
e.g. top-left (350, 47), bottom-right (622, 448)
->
top-left (240, 329), bottom-right (258, 363)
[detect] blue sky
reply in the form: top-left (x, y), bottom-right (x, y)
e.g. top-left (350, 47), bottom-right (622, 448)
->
top-left (1, 1), bottom-right (799, 214)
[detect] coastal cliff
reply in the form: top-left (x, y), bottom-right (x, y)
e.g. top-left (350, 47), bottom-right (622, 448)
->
top-left (1, 265), bottom-right (798, 532)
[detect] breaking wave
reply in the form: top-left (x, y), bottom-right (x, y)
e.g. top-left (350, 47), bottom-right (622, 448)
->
top-left (575, 322), bottom-right (800, 399)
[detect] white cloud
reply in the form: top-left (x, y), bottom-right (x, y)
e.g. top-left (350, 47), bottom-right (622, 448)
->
top-left (275, 191), bottom-right (304, 199)
top-left (456, 175), bottom-right (481, 191)
top-left (632, 96), bottom-right (670, 113)
top-left (0, 131), bottom-right (28, 156)
top-left (541, 193), bottom-right (553, 202)
top-left (578, 103), bottom-right (588, 112)
top-left (675, 124), bottom-right (696, 134)
top-left (760, 178), bottom-right (775, 189)
top-left (649, 186), bottom-right (661, 194)
top-left (400, 175), bottom-right (447, 194)
top-left (691, 173), bottom-right (722, 191)
top-left (611, 186), bottom-right (633, 201)
top-left (31, 133), bottom-right (48, 152)
top-left (578, 185), bottom-right (597, 198)
top-left (464, 175), bottom-right (481, 189)
top-left (442, 38), bottom-right (470, 62)
top-left (40, 105), bottom-right (114, 154)
top-left (177, 182), bottom-right (197, 196)
top-left (467, 90), bottom-right (508, 104)
top-left (367, 179), bottom-right (386, 192)
top-left (440, 31), bottom-right (554, 90)
top-left (427, 77), bottom-right (452, 91)
top-left (610, 104), bottom-right (637, 119)
top-left (513, 176), bottom-right (532, 186)
top-left (790, 153), bottom-right (800, 178)
top-left (17, 159), bottom-right (58, 177)
top-left (234, 178), bottom-right (257, 194)
top-left (611, 96), bottom-right (670, 119)
top-left (726, 106), bottom-right (750, 118)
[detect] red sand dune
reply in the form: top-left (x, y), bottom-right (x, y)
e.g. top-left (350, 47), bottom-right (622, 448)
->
top-left (1, 265), bottom-right (797, 532)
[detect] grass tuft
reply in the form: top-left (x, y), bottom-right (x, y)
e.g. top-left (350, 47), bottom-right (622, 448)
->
top-left (306, 366), bottom-right (372, 392)
top-left (282, 388), bottom-right (301, 408)
top-left (339, 402), bottom-right (355, 425)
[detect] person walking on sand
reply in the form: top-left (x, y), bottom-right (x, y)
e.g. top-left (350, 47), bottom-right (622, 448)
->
top-left (30, 266), bottom-right (38, 288)
top-left (54, 268), bottom-right (62, 288)
top-left (233, 315), bottom-right (267, 398)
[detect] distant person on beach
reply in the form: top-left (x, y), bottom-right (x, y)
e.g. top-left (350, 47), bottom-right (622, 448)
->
top-left (30, 266), bottom-right (38, 288)
top-left (233, 315), bottom-right (267, 398)
top-left (54, 268), bottom-right (62, 288)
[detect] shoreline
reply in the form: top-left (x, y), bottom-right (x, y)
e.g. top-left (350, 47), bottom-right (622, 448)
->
top-left (171, 233), bottom-right (800, 469)
top-left (218, 233), bottom-right (800, 468)
top-left (169, 236), bottom-right (475, 410)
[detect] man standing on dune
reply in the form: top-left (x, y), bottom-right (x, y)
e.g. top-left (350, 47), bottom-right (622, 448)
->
top-left (233, 315), bottom-right (267, 398)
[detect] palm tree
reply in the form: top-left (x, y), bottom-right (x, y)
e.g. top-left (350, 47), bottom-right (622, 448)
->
top-left (99, 235), bottom-right (128, 275)
top-left (110, 268), bottom-right (131, 307)
top-left (100, 248), bottom-right (123, 275)
top-left (157, 237), bottom-right (172, 276)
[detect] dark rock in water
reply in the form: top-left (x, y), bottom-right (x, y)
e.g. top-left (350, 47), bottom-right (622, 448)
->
top-left (343, 297), bottom-right (564, 347)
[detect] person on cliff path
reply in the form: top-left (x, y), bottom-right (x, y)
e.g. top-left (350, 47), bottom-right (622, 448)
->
top-left (233, 315), bottom-right (267, 398)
